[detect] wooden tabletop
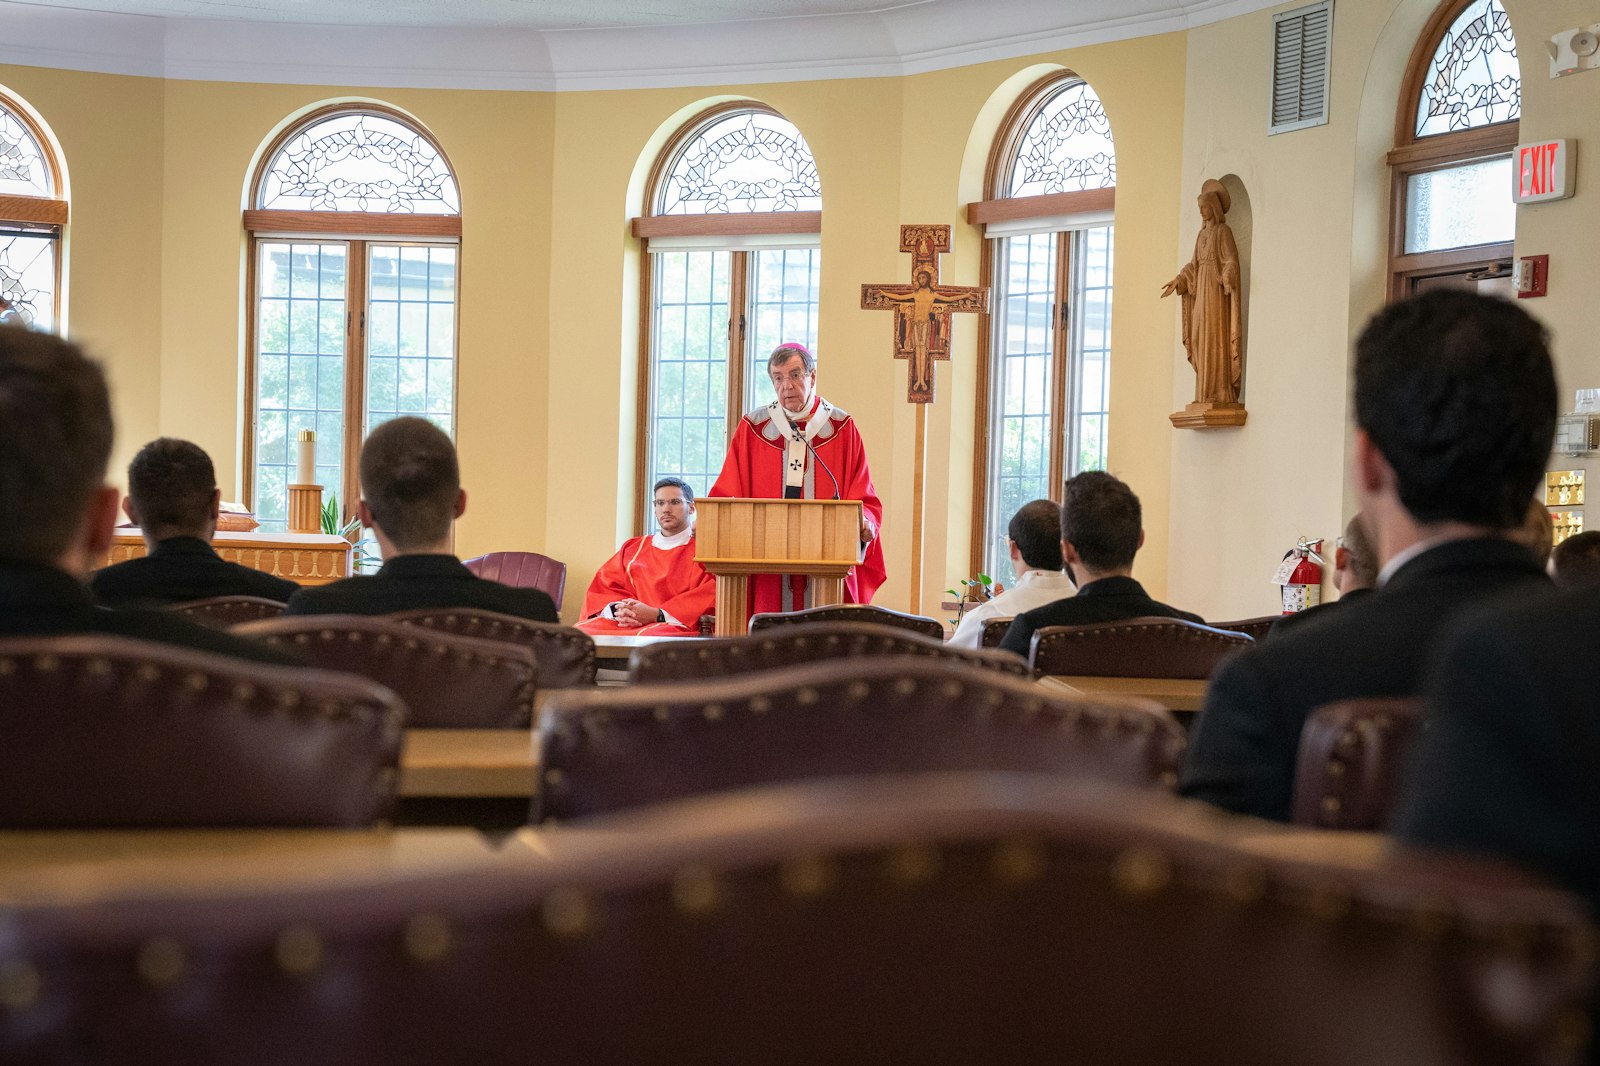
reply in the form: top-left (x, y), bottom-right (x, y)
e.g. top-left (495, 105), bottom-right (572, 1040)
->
top-left (0, 828), bottom-right (529, 904)
top-left (400, 729), bottom-right (538, 798)
top-left (1038, 674), bottom-right (1209, 712)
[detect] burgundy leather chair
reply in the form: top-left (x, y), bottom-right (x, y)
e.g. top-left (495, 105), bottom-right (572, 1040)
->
top-left (1292, 697), bottom-right (1424, 830)
top-left (2, 774), bottom-right (1591, 1066)
top-left (388, 608), bottom-right (597, 688)
top-left (536, 657), bottom-right (1185, 822)
top-left (236, 616), bottom-right (537, 728)
top-left (168, 594), bottom-right (287, 628)
top-left (980, 616), bottom-right (1013, 648)
top-left (748, 603), bottom-right (945, 640)
top-left (463, 551), bottom-right (566, 611)
top-left (0, 635), bottom-right (402, 827)
top-left (627, 622), bottom-right (1028, 684)
top-left (1211, 614), bottom-right (1279, 642)
top-left (1029, 617), bottom-right (1252, 679)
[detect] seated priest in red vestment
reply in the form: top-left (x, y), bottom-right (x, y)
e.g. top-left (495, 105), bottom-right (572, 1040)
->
top-left (576, 477), bottom-right (717, 637)
top-left (710, 342), bottom-right (886, 614)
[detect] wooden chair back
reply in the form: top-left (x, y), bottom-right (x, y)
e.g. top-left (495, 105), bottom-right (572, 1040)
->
top-left (0, 635), bottom-right (401, 827)
top-left (748, 603), bottom-right (944, 640)
top-left (388, 608), bottom-right (597, 688)
top-left (237, 616), bottom-right (536, 728)
top-left (1029, 618), bottom-right (1252, 680)
top-left (168, 595), bottom-right (286, 627)
top-left (1292, 697), bottom-right (1424, 830)
top-left (627, 622), bottom-right (1028, 683)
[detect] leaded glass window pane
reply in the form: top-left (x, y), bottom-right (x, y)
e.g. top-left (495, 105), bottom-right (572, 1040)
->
top-left (253, 241), bottom-right (347, 533)
top-left (1404, 157), bottom-right (1515, 252)
top-left (745, 248), bottom-right (821, 414)
top-left (1008, 81), bottom-right (1116, 198)
top-left (366, 244), bottom-right (457, 439)
top-left (658, 111), bottom-right (822, 216)
top-left (0, 103), bottom-right (53, 198)
top-left (1072, 225), bottom-right (1113, 474)
top-left (649, 250), bottom-right (731, 506)
top-left (0, 233), bottom-right (56, 331)
top-left (258, 112), bottom-right (460, 214)
top-left (1415, 0), bottom-right (1519, 138)
top-left (985, 232), bottom-right (1057, 587)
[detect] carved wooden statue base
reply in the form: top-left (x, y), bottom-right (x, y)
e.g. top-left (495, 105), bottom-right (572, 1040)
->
top-left (1169, 401), bottom-right (1247, 429)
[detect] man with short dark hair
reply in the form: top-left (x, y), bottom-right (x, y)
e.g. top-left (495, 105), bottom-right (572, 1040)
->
top-left (1550, 529), bottom-right (1600, 589)
top-left (285, 417), bottom-right (558, 621)
top-left (948, 499), bottom-right (1075, 649)
top-left (1181, 291), bottom-right (1557, 821)
top-left (90, 438), bottom-right (299, 607)
top-left (576, 477), bottom-right (716, 636)
top-left (0, 329), bottom-right (298, 664)
top-left (998, 472), bottom-right (1203, 657)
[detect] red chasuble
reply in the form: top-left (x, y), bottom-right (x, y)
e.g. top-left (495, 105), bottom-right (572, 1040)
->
top-left (575, 532), bottom-right (717, 637)
top-left (710, 396), bottom-right (887, 614)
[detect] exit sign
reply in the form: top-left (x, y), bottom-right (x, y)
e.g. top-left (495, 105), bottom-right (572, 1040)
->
top-left (1514, 139), bottom-right (1575, 203)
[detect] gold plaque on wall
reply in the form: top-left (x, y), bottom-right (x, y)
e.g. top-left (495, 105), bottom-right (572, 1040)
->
top-left (1545, 470), bottom-right (1584, 507)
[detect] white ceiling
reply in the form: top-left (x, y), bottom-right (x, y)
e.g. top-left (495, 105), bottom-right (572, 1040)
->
top-left (0, 0), bottom-right (1282, 90)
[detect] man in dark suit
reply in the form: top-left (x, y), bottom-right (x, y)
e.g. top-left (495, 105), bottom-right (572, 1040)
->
top-left (1180, 291), bottom-right (1557, 821)
top-left (999, 471), bottom-right (1204, 657)
top-left (0, 329), bottom-right (298, 665)
top-left (90, 438), bottom-right (299, 607)
top-left (286, 417), bottom-right (558, 622)
top-left (1394, 589), bottom-right (1599, 1064)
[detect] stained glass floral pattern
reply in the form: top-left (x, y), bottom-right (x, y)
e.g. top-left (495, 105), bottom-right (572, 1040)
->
top-left (658, 111), bottom-right (821, 215)
top-left (0, 102), bottom-right (53, 198)
top-left (0, 235), bottom-right (55, 331)
top-left (1008, 81), bottom-right (1116, 197)
top-left (1415, 0), bottom-right (1519, 138)
top-left (258, 113), bottom-right (460, 214)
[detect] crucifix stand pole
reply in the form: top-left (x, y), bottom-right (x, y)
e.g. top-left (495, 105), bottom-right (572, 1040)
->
top-left (861, 224), bottom-right (989, 620)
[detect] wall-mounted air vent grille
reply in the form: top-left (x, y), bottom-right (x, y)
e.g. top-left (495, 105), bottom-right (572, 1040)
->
top-left (1270, 0), bottom-right (1333, 135)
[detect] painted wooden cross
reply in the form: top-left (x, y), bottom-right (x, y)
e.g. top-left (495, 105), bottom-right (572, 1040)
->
top-left (860, 224), bottom-right (989, 404)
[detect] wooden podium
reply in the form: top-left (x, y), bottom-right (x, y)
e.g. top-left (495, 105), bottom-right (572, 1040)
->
top-left (694, 498), bottom-right (863, 637)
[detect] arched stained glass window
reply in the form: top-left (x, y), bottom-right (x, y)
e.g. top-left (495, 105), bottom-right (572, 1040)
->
top-left (0, 91), bottom-right (66, 332)
top-left (244, 104), bottom-right (461, 536)
top-left (1388, 0), bottom-right (1519, 299)
top-left (635, 103), bottom-right (823, 525)
top-left (1007, 81), bottom-right (1115, 197)
top-left (657, 110), bottom-right (821, 216)
top-left (257, 111), bottom-right (460, 215)
top-left (970, 72), bottom-right (1115, 586)
top-left (1415, 0), bottom-right (1519, 138)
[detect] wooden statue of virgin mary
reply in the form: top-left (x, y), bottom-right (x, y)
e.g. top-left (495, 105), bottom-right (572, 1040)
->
top-left (1162, 178), bottom-right (1242, 410)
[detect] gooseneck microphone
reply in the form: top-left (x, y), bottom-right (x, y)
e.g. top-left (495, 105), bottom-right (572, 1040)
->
top-left (793, 429), bottom-right (841, 500)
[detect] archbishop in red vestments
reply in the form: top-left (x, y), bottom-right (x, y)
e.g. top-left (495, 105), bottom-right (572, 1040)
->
top-left (710, 348), bottom-right (886, 615)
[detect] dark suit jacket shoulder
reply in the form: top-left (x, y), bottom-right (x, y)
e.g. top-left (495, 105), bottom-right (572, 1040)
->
top-left (285, 554), bottom-right (559, 623)
top-left (998, 575), bottom-right (1205, 657)
top-left (90, 536), bottom-right (299, 607)
top-left (0, 561), bottom-right (304, 667)
top-left (1179, 538), bottom-right (1551, 822)
top-left (1267, 585), bottom-right (1372, 639)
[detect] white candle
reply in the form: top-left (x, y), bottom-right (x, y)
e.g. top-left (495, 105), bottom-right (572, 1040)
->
top-left (295, 429), bottom-right (316, 485)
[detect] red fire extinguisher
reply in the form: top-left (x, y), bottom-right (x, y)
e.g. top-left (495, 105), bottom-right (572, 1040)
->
top-left (1275, 537), bottom-right (1325, 615)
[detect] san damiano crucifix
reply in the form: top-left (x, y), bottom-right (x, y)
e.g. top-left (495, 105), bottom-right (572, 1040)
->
top-left (861, 224), bottom-right (989, 612)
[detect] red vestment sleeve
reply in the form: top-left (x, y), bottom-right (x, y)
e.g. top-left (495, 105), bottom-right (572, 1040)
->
top-left (580, 537), bottom-right (644, 619)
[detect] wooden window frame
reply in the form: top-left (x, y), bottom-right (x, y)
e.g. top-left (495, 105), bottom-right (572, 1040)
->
top-left (968, 71), bottom-right (1114, 578)
top-left (0, 91), bottom-right (68, 328)
top-left (631, 101), bottom-right (823, 536)
top-left (1385, 0), bottom-right (1518, 301)
top-left (242, 103), bottom-right (461, 527)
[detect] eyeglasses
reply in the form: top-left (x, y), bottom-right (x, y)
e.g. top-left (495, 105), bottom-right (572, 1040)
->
top-left (653, 497), bottom-right (689, 508)
top-left (771, 369), bottom-right (810, 386)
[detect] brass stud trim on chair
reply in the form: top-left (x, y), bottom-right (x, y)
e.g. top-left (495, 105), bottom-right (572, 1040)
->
top-left (883, 843), bottom-right (940, 884)
top-left (1111, 847), bottom-right (1172, 899)
top-left (991, 838), bottom-right (1045, 884)
top-left (137, 938), bottom-right (187, 987)
top-left (0, 960), bottom-right (40, 1009)
top-left (274, 924), bottom-right (325, 976)
top-left (34, 654), bottom-right (58, 673)
top-left (542, 888), bottom-right (594, 939)
top-left (780, 854), bottom-right (838, 898)
top-left (402, 913), bottom-right (453, 963)
top-left (671, 865), bottom-right (722, 914)
top-left (1220, 862), bottom-right (1268, 906)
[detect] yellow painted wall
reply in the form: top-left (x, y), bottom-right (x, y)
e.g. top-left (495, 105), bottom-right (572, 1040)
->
top-left (7, 27), bottom-right (1186, 622)
top-left (1167, 0), bottom-right (1598, 621)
